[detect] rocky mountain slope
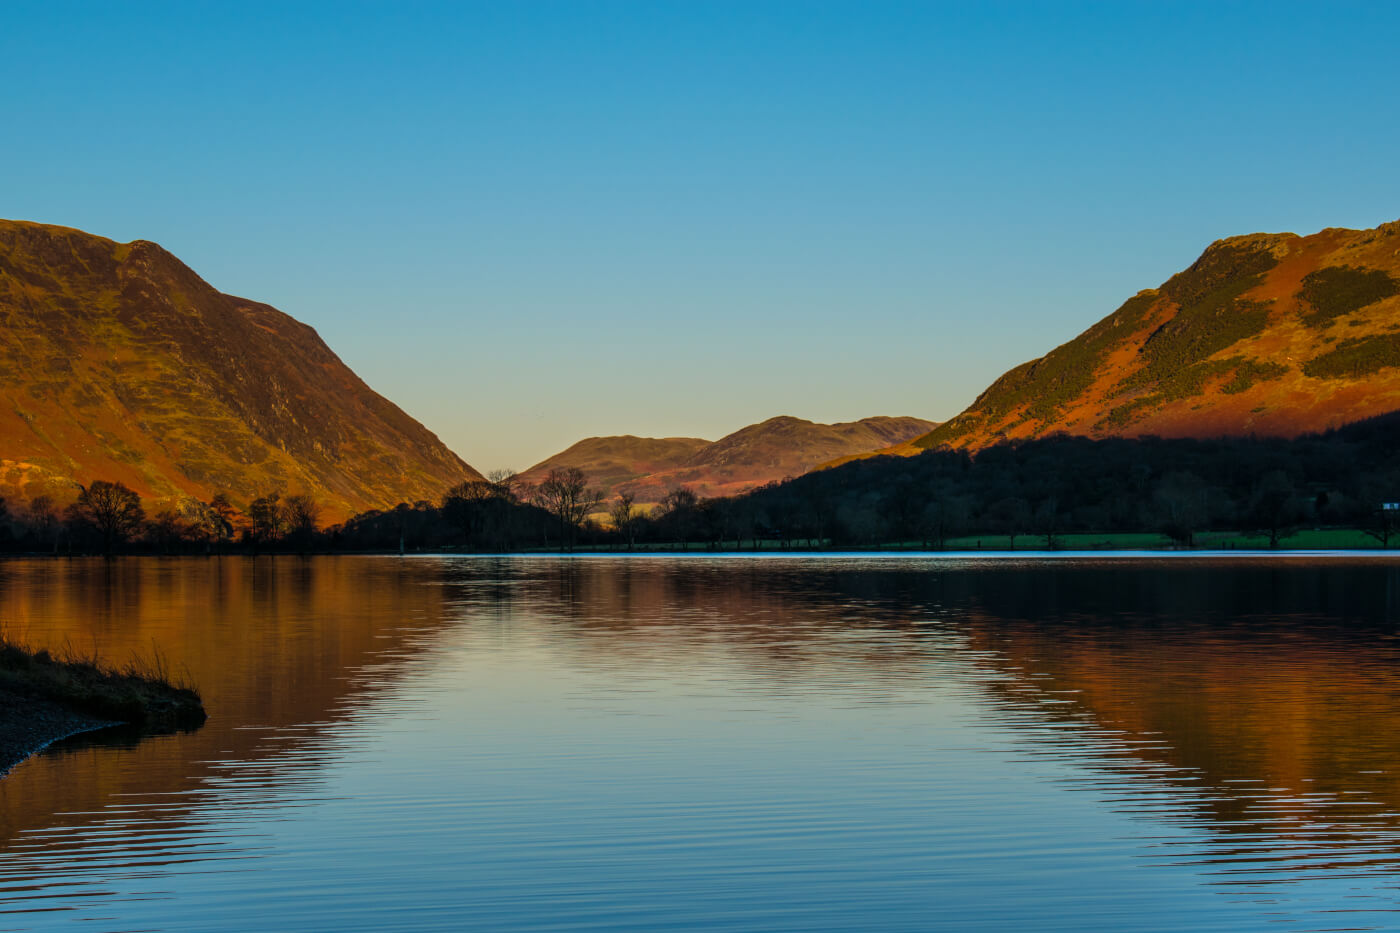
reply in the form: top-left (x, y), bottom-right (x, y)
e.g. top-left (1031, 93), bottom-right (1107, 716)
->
top-left (523, 415), bottom-right (937, 506)
top-left (911, 220), bottom-right (1400, 451)
top-left (0, 220), bottom-right (481, 518)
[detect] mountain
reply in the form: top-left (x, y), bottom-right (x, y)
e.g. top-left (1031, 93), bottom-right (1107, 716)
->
top-left (517, 435), bottom-right (713, 500)
top-left (523, 416), bottom-right (937, 507)
top-left (912, 220), bottom-right (1400, 451)
top-left (0, 220), bottom-right (481, 518)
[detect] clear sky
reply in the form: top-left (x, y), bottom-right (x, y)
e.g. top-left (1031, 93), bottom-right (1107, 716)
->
top-left (4, 2), bottom-right (1399, 471)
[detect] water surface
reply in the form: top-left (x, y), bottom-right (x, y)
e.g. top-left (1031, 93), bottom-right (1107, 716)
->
top-left (2, 554), bottom-right (1400, 931)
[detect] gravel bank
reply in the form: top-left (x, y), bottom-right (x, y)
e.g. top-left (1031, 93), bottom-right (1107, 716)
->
top-left (0, 689), bottom-right (117, 777)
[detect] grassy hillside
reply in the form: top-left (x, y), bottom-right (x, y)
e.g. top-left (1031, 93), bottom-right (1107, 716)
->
top-left (913, 220), bottom-right (1400, 451)
top-left (524, 416), bottom-right (937, 508)
top-left (0, 220), bottom-right (481, 518)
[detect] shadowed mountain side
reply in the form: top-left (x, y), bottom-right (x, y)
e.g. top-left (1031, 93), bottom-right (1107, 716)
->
top-left (526, 416), bottom-right (937, 508)
top-left (907, 219), bottom-right (1400, 454)
top-left (0, 220), bottom-right (480, 519)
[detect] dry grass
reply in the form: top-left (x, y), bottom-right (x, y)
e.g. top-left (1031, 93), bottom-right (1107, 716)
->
top-left (0, 633), bottom-right (205, 731)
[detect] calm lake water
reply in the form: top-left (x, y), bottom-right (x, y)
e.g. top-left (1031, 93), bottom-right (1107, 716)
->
top-left (3, 553), bottom-right (1400, 931)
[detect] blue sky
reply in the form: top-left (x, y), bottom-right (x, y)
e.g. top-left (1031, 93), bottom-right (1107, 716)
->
top-left (4, 2), bottom-right (1399, 470)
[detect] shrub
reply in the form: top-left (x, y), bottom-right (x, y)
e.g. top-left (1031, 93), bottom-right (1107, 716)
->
top-left (1303, 333), bottom-right (1400, 380)
top-left (1298, 265), bottom-right (1399, 327)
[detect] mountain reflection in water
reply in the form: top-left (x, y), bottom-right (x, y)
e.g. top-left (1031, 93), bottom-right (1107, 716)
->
top-left (1, 554), bottom-right (1399, 931)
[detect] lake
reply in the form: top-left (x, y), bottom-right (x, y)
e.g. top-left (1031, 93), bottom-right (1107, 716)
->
top-left (2, 553), bottom-right (1400, 931)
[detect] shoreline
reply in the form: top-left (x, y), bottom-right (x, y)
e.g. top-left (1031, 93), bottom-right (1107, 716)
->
top-left (3, 545), bottom-right (1399, 560)
top-left (0, 641), bottom-right (206, 781)
top-left (0, 689), bottom-right (118, 777)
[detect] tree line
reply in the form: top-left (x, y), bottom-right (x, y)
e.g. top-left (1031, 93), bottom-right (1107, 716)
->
top-left (729, 413), bottom-right (1400, 549)
top-left (0, 468), bottom-right (620, 555)
top-left (0, 483), bottom-right (329, 555)
top-left (5, 414), bottom-right (1400, 554)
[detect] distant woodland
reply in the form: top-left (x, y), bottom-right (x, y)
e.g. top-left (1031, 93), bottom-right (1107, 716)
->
top-left (3, 412), bottom-right (1400, 554)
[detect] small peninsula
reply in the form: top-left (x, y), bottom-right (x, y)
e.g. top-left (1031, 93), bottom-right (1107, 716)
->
top-left (0, 639), bottom-right (206, 776)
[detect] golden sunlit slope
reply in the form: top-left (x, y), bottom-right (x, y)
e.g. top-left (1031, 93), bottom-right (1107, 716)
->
top-left (0, 220), bottom-right (481, 518)
top-left (528, 416), bottom-right (936, 506)
top-left (914, 220), bottom-right (1400, 451)
top-left (518, 435), bottom-right (713, 501)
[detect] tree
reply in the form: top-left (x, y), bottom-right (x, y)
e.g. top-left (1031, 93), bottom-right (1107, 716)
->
top-left (921, 493), bottom-right (969, 549)
top-left (71, 480), bottom-right (145, 553)
top-left (177, 499), bottom-right (218, 552)
top-left (801, 483), bottom-right (833, 548)
top-left (987, 497), bottom-right (1031, 549)
top-left (609, 492), bottom-right (638, 550)
top-left (1366, 507), bottom-right (1398, 548)
top-left (442, 479), bottom-right (498, 543)
top-left (150, 509), bottom-right (186, 552)
top-left (208, 493), bottom-right (238, 547)
top-left (880, 479), bottom-right (921, 547)
top-left (27, 495), bottom-right (60, 553)
top-left (283, 494), bottom-right (321, 550)
top-left (1155, 471), bottom-right (1207, 546)
top-left (1250, 471), bottom-right (1299, 548)
top-left (486, 469), bottom-right (520, 501)
top-left (533, 468), bottom-right (602, 551)
top-left (656, 486), bottom-right (700, 549)
top-left (248, 492), bottom-right (286, 546)
top-left (1033, 496), bottom-right (1062, 549)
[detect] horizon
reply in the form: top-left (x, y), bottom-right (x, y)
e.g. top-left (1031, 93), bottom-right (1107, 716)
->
top-left (4, 2), bottom-right (1399, 470)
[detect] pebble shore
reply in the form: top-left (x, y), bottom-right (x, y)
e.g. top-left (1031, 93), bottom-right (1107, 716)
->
top-left (0, 689), bottom-right (115, 777)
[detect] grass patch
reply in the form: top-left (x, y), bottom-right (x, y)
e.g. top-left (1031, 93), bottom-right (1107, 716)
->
top-left (1197, 529), bottom-right (1386, 549)
top-left (0, 636), bottom-right (205, 731)
top-left (1298, 265), bottom-right (1399, 327)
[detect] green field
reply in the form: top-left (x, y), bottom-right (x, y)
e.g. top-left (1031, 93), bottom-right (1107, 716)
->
top-left (520, 528), bottom-right (1396, 553)
top-left (913, 529), bottom-right (1390, 551)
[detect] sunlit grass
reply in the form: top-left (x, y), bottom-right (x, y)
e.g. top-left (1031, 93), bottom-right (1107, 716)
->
top-left (0, 633), bottom-right (205, 730)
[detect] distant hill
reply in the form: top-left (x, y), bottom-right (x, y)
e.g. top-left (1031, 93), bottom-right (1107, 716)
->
top-left (912, 220), bottom-right (1400, 451)
top-left (0, 220), bottom-right (481, 518)
top-left (517, 435), bottom-right (713, 500)
top-left (523, 415), bottom-right (937, 507)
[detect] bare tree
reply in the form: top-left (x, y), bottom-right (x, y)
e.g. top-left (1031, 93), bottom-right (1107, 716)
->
top-left (27, 495), bottom-right (60, 553)
top-left (283, 494), bottom-right (321, 550)
top-left (533, 467), bottom-right (602, 551)
top-left (248, 492), bottom-right (286, 546)
top-left (1366, 507), bottom-right (1397, 548)
top-left (442, 479), bottom-right (501, 544)
top-left (70, 480), bottom-right (145, 553)
top-left (609, 492), bottom-right (638, 550)
top-left (150, 508), bottom-right (186, 552)
top-left (656, 486), bottom-right (700, 550)
top-left (486, 469), bottom-right (520, 501)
